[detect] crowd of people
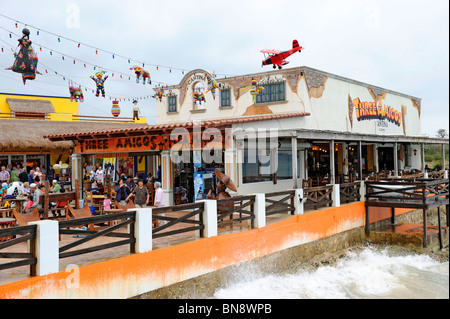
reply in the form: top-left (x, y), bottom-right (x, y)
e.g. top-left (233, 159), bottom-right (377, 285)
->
top-left (82, 162), bottom-right (165, 211)
top-left (0, 164), bottom-right (67, 217)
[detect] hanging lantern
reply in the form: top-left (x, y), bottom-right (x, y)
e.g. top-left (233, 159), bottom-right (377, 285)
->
top-left (111, 100), bottom-right (120, 117)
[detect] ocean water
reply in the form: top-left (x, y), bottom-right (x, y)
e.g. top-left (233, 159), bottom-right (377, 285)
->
top-left (212, 246), bottom-right (449, 299)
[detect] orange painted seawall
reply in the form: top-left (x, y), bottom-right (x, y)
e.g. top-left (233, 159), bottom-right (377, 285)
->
top-left (0, 203), bottom-right (413, 299)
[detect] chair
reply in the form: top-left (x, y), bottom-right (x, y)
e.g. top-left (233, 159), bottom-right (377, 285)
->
top-left (12, 207), bottom-right (40, 226)
top-left (302, 179), bottom-right (312, 188)
top-left (66, 205), bottom-right (96, 231)
top-left (115, 201), bottom-right (136, 211)
top-left (343, 174), bottom-right (350, 183)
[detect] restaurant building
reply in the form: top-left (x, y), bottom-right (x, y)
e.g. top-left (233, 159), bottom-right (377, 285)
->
top-left (0, 92), bottom-right (146, 181)
top-left (45, 66), bottom-right (448, 205)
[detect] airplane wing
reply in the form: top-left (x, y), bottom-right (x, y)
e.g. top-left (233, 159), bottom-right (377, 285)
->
top-left (260, 49), bottom-right (282, 54)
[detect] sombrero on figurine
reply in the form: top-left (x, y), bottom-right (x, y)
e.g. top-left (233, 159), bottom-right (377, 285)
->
top-left (215, 169), bottom-right (237, 192)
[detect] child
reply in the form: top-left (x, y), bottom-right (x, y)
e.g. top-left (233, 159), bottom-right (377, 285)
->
top-left (55, 188), bottom-right (67, 217)
top-left (103, 194), bottom-right (111, 211)
top-left (24, 195), bottom-right (33, 212)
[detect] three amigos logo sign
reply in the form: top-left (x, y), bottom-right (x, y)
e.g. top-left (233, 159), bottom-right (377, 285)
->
top-left (353, 97), bottom-right (402, 126)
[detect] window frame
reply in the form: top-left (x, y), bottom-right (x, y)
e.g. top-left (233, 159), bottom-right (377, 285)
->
top-left (168, 95), bottom-right (177, 113)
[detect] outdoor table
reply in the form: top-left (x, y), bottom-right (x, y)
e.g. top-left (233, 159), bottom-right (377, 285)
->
top-left (0, 208), bottom-right (13, 218)
top-left (91, 195), bottom-right (106, 215)
top-left (0, 217), bottom-right (16, 242)
top-left (8, 198), bottom-right (27, 212)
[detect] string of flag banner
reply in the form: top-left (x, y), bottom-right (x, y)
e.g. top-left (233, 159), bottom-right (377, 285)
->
top-left (0, 14), bottom-right (296, 112)
top-left (0, 26), bottom-right (173, 103)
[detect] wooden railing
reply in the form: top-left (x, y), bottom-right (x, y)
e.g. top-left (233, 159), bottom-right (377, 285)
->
top-left (365, 179), bottom-right (449, 208)
top-left (152, 202), bottom-right (205, 239)
top-left (217, 195), bottom-right (256, 228)
top-left (303, 185), bottom-right (333, 210)
top-left (265, 190), bottom-right (295, 216)
top-left (339, 182), bottom-right (361, 204)
top-left (58, 211), bottom-right (136, 259)
top-left (0, 224), bottom-right (37, 275)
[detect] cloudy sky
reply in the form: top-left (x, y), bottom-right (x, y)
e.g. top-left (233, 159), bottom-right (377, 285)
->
top-left (0, 0), bottom-right (448, 137)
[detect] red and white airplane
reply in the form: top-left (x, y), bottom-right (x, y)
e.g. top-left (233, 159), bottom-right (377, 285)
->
top-left (261, 40), bottom-right (304, 69)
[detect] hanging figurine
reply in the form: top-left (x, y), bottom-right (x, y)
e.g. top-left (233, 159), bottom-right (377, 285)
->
top-left (69, 81), bottom-right (84, 102)
top-left (90, 71), bottom-right (108, 97)
top-left (130, 66), bottom-right (151, 85)
top-left (193, 89), bottom-right (206, 107)
top-left (205, 72), bottom-right (220, 100)
top-left (111, 100), bottom-right (120, 117)
top-left (154, 87), bottom-right (165, 102)
top-left (250, 77), bottom-right (264, 103)
top-left (5, 28), bottom-right (40, 84)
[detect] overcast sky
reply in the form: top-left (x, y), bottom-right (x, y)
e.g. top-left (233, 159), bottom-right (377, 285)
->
top-left (0, 0), bottom-right (448, 137)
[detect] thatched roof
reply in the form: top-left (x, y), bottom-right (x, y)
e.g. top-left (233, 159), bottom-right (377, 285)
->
top-left (0, 119), bottom-right (147, 153)
top-left (6, 98), bottom-right (55, 114)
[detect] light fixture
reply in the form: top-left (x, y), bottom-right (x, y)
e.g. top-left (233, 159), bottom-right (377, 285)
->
top-left (413, 149), bottom-right (417, 156)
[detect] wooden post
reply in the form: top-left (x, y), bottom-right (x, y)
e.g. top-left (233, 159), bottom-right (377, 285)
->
top-left (74, 179), bottom-right (80, 209)
top-left (391, 207), bottom-right (395, 225)
top-left (442, 143), bottom-right (446, 171)
top-left (365, 205), bottom-right (370, 235)
top-left (422, 208), bottom-right (428, 248)
top-left (44, 181), bottom-right (50, 219)
top-left (437, 207), bottom-right (443, 250)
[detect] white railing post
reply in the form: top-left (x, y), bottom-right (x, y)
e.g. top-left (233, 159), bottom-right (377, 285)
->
top-left (360, 181), bottom-right (366, 201)
top-left (202, 200), bottom-right (217, 238)
top-left (134, 208), bottom-right (153, 253)
top-left (253, 193), bottom-right (266, 228)
top-left (293, 189), bottom-right (305, 215)
top-left (29, 220), bottom-right (59, 276)
top-left (331, 184), bottom-right (341, 207)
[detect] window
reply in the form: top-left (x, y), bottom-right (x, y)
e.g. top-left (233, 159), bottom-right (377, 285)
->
top-left (242, 138), bottom-right (293, 183)
top-left (220, 89), bottom-right (231, 107)
top-left (255, 81), bottom-right (285, 104)
top-left (168, 95), bottom-right (177, 113)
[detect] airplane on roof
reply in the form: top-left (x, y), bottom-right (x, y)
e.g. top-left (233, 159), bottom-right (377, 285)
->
top-left (261, 39), bottom-right (304, 69)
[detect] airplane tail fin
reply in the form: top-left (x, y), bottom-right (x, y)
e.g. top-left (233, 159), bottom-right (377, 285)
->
top-left (293, 40), bottom-right (299, 50)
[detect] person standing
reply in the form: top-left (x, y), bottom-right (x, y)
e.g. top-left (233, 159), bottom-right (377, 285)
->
top-left (114, 178), bottom-right (131, 207)
top-left (126, 179), bottom-right (149, 208)
top-left (154, 182), bottom-right (165, 207)
top-left (96, 166), bottom-right (104, 184)
top-left (0, 166), bottom-right (10, 184)
top-left (47, 165), bottom-right (55, 182)
top-left (10, 166), bottom-right (19, 182)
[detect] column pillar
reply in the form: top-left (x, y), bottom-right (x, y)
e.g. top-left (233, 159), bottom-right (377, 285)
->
top-left (293, 189), bottom-right (305, 215)
top-left (253, 193), bottom-right (266, 228)
top-left (134, 208), bottom-right (153, 253)
top-left (358, 140), bottom-right (363, 180)
top-left (330, 140), bottom-right (335, 184)
top-left (160, 150), bottom-right (173, 206)
top-left (29, 220), bottom-right (59, 276)
top-left (201, 200), bottom-right (217, 238)
top-left (292, 136), bottom-right (298, 189)
top-left (71, 153), bottom-right (82, 194)
top-left (393, 142), bottom-right (398, 177)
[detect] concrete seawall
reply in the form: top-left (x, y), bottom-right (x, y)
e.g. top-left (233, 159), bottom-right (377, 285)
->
top-left (0, 202), bottom-right (445, 299)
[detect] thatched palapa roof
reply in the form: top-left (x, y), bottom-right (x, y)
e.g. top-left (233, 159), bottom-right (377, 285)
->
top-left (6, 98), bottom-right (55, 114)
top-left (0, 118), bottom-right (147, 153)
